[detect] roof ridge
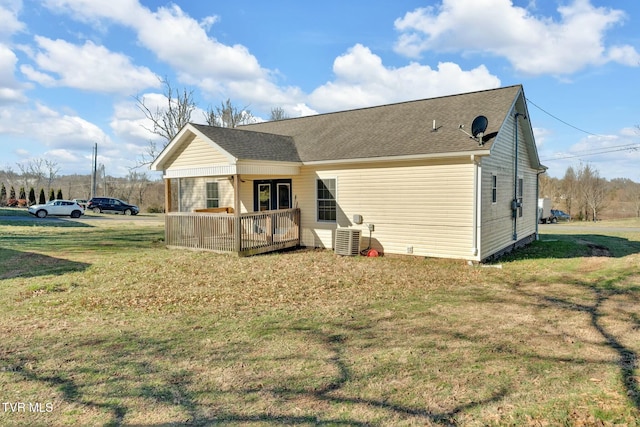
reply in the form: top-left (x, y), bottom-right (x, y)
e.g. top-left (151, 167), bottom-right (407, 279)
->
top-left (241, 84), bottom-right (523, 126)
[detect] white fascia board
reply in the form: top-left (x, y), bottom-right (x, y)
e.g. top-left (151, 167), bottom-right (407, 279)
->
top-left (163, 165), bottom-right (237, 179)
top-left (236, 160), bottom-right (301, 176)
top-left (150, 124), bottom-right (238, 171)
top-left (302, 150), bottom-right (491, 166)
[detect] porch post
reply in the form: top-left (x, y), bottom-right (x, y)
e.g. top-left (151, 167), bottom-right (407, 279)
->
top-left (164, 178), bottom-right (172, 213)
top-left (233, 174), bottom-right (241, 253)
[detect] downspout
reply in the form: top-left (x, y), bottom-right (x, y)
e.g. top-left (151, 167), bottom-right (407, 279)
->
top-left (535, 170), bottom-right (544, 240)
top-left (471, 155), bottom-right (480, 258)
top-left (512, 113), bottom-right (523, 241)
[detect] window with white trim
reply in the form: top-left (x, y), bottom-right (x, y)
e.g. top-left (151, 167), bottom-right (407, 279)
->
top-left (518, 177), bottom-right (524, 217)
top-left (491, 174), bottom-right (497, 203)
top-left (317, 178), bottom-right (336, 222)
top-left (206, 182), bottom-right (219, 208)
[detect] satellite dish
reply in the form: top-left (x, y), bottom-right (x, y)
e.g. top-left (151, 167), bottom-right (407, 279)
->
top-left (471, 115), bottom-right (488, 138)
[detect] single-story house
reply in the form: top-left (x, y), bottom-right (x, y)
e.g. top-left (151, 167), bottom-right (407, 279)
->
top-left (150, 84), bottom-right (546, 261)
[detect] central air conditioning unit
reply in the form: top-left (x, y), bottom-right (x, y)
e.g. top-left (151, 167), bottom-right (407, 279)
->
top-left (334, 228), bottom-right (361, 256)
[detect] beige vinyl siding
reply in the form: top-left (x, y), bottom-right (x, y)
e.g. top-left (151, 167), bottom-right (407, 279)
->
top-left (178, 177), bottom-right (234, 212)
top-left (296, 159), bottom-right (476, 259)
top-left (166, 135), bottom-right (231, 170)
top-left (480, 111), bottom-right (538, 259)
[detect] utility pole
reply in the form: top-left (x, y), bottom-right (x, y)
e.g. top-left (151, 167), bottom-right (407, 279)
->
top-left (91, 143), bottom-right (97, 198)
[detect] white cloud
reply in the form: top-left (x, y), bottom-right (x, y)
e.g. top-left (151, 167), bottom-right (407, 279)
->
top-left (532, 127), bottom-right (551, 148)
top-left (43, 1), bottom-right (266, 85)
top-left (620, 127), bottom-right (640, 137)
top-left (0, 1), bottom-right (28, 104)
top-left (110, 97), bottom-right (159, 144)
top-left (541, 130), bottom-right (640, 180)
top-left (394, 0), bottom-right (640, 76)
top-left (46, 148), bottom-right (80, 162)
top-left (40, 0), bottom-right (309, 121)
top-left (0, 44), bottom-right (27, 103)
top-left (39, 1), bottom-right (505, 118)
top-left (21, 37), bottom-right (159, 93)
top-left (606, 45), bottom-right (640, 66)
top-left (0, 102), bottom-right (109, 149)
top-left (0, 100), bottom-right (148, 175)
top-left (0, 1), bottom-right (25, 40)
top-left (308, 44), bottom-right (501, 112)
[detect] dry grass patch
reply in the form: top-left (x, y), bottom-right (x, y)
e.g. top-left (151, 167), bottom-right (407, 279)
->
top-left (0, 222), bottom-right (639, 425)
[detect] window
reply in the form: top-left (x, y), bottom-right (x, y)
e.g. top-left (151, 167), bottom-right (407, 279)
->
top-left (258, 183), bottom-right (270, 211)
top-left (206, 182), bottom-right (219, 208)
top-left (491, 175), bottom-right (497, 203)
top-left (253, 179), bottom-right (292, 211)
top-left (518, 177), bottom-right (524, 217)
top-left (317, 178), bottom-right (336, 222)
top-left (277, 183), bottom-right (291, 210)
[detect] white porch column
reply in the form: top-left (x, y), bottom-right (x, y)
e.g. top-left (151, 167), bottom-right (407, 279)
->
top-left (164, 178), bottom-right (172, 213)
top-left (233, 174), bottom-right (241, 253)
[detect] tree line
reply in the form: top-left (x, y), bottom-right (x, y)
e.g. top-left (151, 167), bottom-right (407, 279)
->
top-left (0, 163), bottom-right (164, 212)
top-left (540, 163), bottom-right (640, 220)
top-left (0, 183), bottom-right (63, 207)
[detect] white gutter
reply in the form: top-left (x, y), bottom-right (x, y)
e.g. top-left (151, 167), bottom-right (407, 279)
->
top-left (303, 150), bottom-right (491, 166)
top-left (471, 155), bottom-right (480, 258)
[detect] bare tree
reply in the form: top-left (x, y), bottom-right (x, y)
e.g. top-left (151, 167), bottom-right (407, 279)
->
top-left (632, 182), bottom-right (640, 218)
top-left (203, 98), bottom-right (255, 128)
top-left (117, 171), bottom-right (150, 206)
top-left (561, 166), bottom-right (578, 216)
top-left (16, 158), bottom-right (59, 191)
top-left (45, 159), bottom-right (60, 191)
top-left (134, 77), bottom-right (196, 164)
top-left (577, 163), bottom-right (608, 221)
top-left (538, 174), bottom-right (557, 199)
top-left (17, 158), bottom-right (43, 190)
top-left (269, 106), bottom-right (290, 121)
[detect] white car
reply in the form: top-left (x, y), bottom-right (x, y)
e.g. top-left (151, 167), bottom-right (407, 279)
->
top-left (28, 200), bottom-right (85, 219)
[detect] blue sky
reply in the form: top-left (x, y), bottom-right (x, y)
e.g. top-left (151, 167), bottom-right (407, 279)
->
top-left (1, 0), bottom-right (639, 179)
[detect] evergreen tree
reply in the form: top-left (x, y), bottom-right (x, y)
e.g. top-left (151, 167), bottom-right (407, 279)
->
top-left (49, 188), bottom-right (55, 201)
top-left (56, 189), bottom-right (63, 200)
top-left (28, 188), bottom-right (36, 205)
top-left (9, 186), bottom-right (16, 199)
top-left (0, 183), bottom-right (6, 206)
top-left (19, 187), bottom-right (26, 200)
top-left (39, 188), bottom-right (46, 204)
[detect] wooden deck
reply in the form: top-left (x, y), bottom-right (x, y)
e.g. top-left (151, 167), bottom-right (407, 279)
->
top-left (164, 208), bottom-right (300, 256)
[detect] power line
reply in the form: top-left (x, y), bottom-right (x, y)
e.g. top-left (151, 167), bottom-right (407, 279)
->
top-left (525, 97), bottom-right (604, 137)
top-left (541, 143), bottom-right (640, 161)
top-left (527, 97), bottom-right (640, 161)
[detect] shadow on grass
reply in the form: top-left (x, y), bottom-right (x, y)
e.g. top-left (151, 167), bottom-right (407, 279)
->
top-left (0, 227), bottom-right (164, 255)
top-left (501, 233), bottom-right (640, 261)
top-left (1, 320), bottom-right (509, 426)
top-left (0, 212), bottom-right (94, 228)
top-left (508, 270), bottom-right (640, 412)
top-left (5, 294), bottom-right (637, 424)
top-left (0, 247), bottom-right (91, 279)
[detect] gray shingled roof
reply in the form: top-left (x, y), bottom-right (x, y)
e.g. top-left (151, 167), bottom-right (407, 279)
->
top-left (190, 124), bottom-right (300, 162)
top-left (176, 85), bottom-right (523, 164)
top-left (239, 85), bottom-right (522, 162)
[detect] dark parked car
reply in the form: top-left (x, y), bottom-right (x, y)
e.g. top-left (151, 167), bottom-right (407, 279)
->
top-left (73, 199), bottom-right (88, 208)
top-left (551, 209), bottom-right (571, 221)
top-left (87, 197), bottom-right (139, 215)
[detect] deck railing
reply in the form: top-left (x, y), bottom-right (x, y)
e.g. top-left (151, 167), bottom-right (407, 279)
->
top-left (165, 208), bottom-right (300, 256)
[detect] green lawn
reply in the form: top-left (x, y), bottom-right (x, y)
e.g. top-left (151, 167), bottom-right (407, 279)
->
top-left (0, 217), bottom-right (639, 426)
